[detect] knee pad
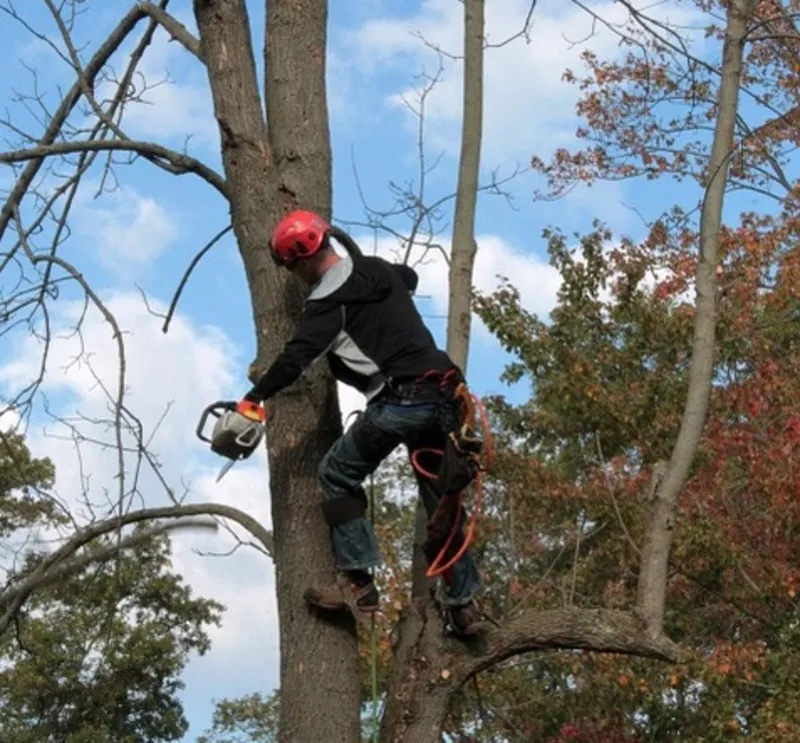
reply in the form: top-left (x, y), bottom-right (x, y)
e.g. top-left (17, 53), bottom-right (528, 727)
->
top-left (321, 486), bottom-right (368, 527)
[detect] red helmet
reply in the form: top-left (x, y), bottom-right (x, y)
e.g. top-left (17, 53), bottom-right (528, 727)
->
top-left (270, 209), bottom-right (330, 266)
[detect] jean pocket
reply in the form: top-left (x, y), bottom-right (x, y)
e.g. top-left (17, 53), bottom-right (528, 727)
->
top-left (379, 402), bottom-right (439, 431)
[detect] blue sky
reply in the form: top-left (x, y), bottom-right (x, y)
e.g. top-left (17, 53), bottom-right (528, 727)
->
top-left (0, 0), bottom-right (725, 739)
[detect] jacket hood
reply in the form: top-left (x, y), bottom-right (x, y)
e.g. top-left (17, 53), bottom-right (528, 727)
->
top-left (308, 256), bottom-right (392, 304)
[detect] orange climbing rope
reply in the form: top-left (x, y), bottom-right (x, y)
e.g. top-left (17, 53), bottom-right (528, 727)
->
top-left (410, 383), bottom-right (493, 578)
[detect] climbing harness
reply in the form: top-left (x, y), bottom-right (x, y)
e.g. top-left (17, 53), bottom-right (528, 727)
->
top-left (196, 399), bottom-right (268, 482)
top-left (407, 369), bottom-right (494, 580)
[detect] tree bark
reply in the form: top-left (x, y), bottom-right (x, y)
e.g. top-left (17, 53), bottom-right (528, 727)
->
top-left (194, 2), bottom-right (359, 742)
top-left (264, 2), bottom-right (361, 742)
top-left (446, 0), bottom-right (484, 375)
top-left (377, 602), bottom-right (679, 743)
top-left (635, 0), bottom-right (757, 637)
top-left (378, 602), bottom-right (450, 743)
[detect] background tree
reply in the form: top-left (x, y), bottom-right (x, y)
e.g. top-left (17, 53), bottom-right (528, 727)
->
top-left (438, 0), bottom-right (799, 738)
top-left (0, 430), bottom-right (222, 741)
top-left (0, 428), bottom-right (58, 536)
top-left (197, 691), bottom-right (279, 743)
top-left (1, 532), bottom-right (223, 742)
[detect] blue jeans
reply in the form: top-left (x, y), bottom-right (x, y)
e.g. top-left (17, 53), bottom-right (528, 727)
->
top-left (317, 396), bottom-right (481, 607)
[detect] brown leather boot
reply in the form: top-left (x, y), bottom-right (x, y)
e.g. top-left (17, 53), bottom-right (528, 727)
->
top-left (448, 600), bottom-right (484, 636)
top-left (303, 579), bottom-right (380, 613)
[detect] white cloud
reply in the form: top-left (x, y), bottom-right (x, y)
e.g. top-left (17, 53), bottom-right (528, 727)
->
top-left (348, 231), bottom-right (561, 335)
top-left (0, 408), bottom-right (21, 433)
top-left (0, 289), bottom-right (278, 697)
top-left (169, 461), bottom-right (278, 676)
top-left (73, 185), bottom-right (180, 275)
top-left (345, 0), bottom-right (705, 165)
top-left (0, 292), bottom-right (236, 435)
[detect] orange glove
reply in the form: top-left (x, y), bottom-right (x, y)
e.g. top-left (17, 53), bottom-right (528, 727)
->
top-left (236, 398), bottom-right (267, 423)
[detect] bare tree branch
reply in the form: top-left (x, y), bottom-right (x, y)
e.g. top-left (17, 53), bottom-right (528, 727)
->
top-left (0, 2), bottom-right (157, 242)
top-left (455, 608), bottom-right (679, 684)
top-left (14, 207), bottom-right (130, 514)
top-left (162, 224), bottom-right (233, 333)
top-left (1, 139), bottom-right (227, 196)
top-left (0, 518), bottom-right (218, 635)
top-left (138, 2), bottom-right (204, 61)
top-left (486, 0), bottom-right (539, 48)
top-left (0, 500), bottom-right (274, 635)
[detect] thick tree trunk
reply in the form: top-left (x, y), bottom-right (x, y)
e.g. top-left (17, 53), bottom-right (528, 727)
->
top-left (378, 602), bottom-right (450, 743)
top-left (377, 603), bottom-right (678, 743)
top-left (264, 2), bottom-right (361, 742)
top-left (194, 2), bottom-right (360, 742)
top-left (635, 0), bottom-right (757, 637)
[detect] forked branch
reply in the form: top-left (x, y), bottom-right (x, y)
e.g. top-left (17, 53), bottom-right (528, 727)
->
top-left (0, 2), bottom-right (155, 241)
top-left (138, 1), bottom-right (204, 60)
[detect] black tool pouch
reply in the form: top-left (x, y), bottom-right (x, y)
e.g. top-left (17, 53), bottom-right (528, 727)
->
top-left (437, 432), bottom-right (481, 497)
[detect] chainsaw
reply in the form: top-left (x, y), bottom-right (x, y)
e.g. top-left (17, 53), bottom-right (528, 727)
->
top-left (196, 399), bottom-right (267, 482)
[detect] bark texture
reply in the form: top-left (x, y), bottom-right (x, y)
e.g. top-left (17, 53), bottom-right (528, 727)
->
top-left (194, 2), bottom-right (359, 742)
top-left (378, 602), bottom-right (679, 743)
top-left (446, 0), bottom-right (484, 375)
top-left (635, 0), bottom-right (757, 637)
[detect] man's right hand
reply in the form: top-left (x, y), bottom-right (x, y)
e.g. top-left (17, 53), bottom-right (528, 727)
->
top-left (237, 398), bottom-right (267, 422)
top-left (242, 388), bottom-right (263, 404)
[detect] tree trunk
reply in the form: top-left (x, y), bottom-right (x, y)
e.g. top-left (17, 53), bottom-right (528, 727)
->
top-left (377, 604), bottom-right (678, 743)
top-left (377, 602), bottom-right (451, 743)
top-left (635, 0), bottom-right (757, 637)
top-left (194, 2), bottom-right (360, 742)
top-left (383, 2), bottom-right (486, 738)
top-left (446, 0), bottom-right (484, 375)
top-left (264, 1), bottom-right (361, 741)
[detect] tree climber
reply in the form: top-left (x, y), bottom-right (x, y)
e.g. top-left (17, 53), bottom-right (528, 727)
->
top-left (243, 209), bottom-right (483, 636)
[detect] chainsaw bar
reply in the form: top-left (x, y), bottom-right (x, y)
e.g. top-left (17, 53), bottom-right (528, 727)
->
top-left (216, 458), bottom-right (237, 483)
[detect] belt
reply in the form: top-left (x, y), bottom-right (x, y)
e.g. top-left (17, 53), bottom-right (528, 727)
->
top-left (377, 368), bottom-right (463, 405)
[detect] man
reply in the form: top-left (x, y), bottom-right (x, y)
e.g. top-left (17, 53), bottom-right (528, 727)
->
top-left (243, 209), bottom-right (483, 636)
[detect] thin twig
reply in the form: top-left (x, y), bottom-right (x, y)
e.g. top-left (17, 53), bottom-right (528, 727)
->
top-left (162, 224), bottom-right (233, 333)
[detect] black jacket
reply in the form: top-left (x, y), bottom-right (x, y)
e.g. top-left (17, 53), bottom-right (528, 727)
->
top-left (250, 256), bottom-right (455, 401)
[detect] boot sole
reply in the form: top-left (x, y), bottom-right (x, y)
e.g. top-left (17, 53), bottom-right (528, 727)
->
top-left (303, 588), bottom-right (347, 612)
top-left (303, 588), bottom-right (379, 614)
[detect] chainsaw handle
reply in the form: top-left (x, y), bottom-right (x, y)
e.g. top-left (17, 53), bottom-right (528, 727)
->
top-left (196, 401), bottom-right (237, 443)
